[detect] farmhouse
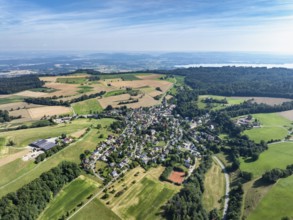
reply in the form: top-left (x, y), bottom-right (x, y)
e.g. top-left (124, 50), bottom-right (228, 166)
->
top-left (30, 138), bottom-right (57, 151)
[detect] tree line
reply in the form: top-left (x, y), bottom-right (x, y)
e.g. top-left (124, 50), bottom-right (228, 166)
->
top-left (0, 75), bottom-right (44, 94)
top-left (0, 161), bottom-right (81, 219)
top-left (24, 91), bottom-right (106, 107)
top-left (262, 164), bottom-right (293, 183)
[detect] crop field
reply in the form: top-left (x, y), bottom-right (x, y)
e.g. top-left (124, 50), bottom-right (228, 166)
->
top-left (113, 176), bottom-right (178, 219)
top-left (43, 82), bottom-right (80, 97)
top-left (77, 85), bottom-right (93, 93)
top-left (56, 77), bottom-right (89, 84)
top-left (203, 160), bottom-right (225, 212)
top-left (136, 74), bottom-right (163, 80)
top-left (100, 74), bottom-right (141, 81)
top-left (0, 118), bottom-right (94, 148)
top-left (39, 176), bottom-right (99, 220)
top-left (0, 96), bottom-right (25, 104)
top-left (72, 98), bottom-right (103, 115)
top-left (109, 80), bottom-right (173, 93)
top-left (279, 110), bottom-right (293, 121)
top-left (198, 95), bottom-right (245, 110)
top-left (248, 175), bottom-right (293, 220)
top-left (104, 90), bottom-right (127, 97)
top-left (72, 198), bottom-right (121, 220)
top-left (28, 106), bottom-right (72, 120)
top-left (0, 118), bottom-right (115, 198)
top-left (101, 166), bottom-right (180, 220)
top-left (243, 113), bottom-right (292, 143)
top-left (231, 96), bottom-right (292, 106)
top-left (0, 102), bottom-right (41, 111)
top-left (240, 142), bottom-right (293, 177)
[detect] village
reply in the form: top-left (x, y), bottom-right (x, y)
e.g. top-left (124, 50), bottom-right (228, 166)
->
top-left (81, 99), bottom-right (218, 184)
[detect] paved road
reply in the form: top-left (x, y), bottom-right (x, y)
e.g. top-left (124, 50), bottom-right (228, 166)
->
top-left (213, 156), bottom-right (230, 220)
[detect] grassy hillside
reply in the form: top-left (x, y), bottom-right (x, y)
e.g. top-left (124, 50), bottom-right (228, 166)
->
top-left (240, 142), bottom-right (293, 178)
top-left (40, 176), bottom-right (98, 220)
top-left (71, 198), bottom-right (121, 220)
top-left (72, 98), bottom-right (103, 115)
top-left (203, 160), bottom-right (225, 212)
top-left (0, 118), bottom-right (114, 198)
top-left (0, 119), bottom-right (93, 148)
top-left (248, 175), bottom-right (293, 220)
top-left (243, 113), bottom-right (292, 143)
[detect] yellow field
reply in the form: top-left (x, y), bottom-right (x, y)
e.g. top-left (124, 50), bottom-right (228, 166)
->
top-left (28, 106), bottom-right (72, 120)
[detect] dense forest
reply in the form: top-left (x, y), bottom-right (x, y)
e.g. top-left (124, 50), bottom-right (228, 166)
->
top-left (165, 67), bottom-right (293, 98)
top-left (0, 161), bottom-right (80, 219)
top-left (163, 155), bottom-right (215, 220)
top-left (0, 75), bottom-right (44, 94)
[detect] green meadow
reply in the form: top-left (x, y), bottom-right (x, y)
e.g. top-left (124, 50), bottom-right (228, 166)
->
top-left (240, 142), bottom-right (293, 177)
top-left (243, 113), bottom-right (291, 143)
top-left (72, 98), bottom-right (103, 115)
top-left (40, 177), bottom-right (98, 220)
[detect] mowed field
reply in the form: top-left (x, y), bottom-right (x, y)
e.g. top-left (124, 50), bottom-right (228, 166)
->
top-left (231, 96), bottom-right (292, 106)
top-left (72, 98), bottom-right (103, 115)
top-left (247, 175), bottom-right (293, 220)
top-left (39, 176), bottom-right (99, 220)
top-left (240, 142), bottom-right (293, 178)
top-left (203, 160), bottom-right (225, 212)
top-left (198, 95), bottom-right (245, 110)
top-left (243, 113), bottom-right (292, 143)
top-left (0, 119), bottom-right (91, 148)
top-left (0, 118), bottom-right (115, 198)
top-left (108, 166), bottom-right (180, 220)
top-left (72, 198), bottom-right (121, 220)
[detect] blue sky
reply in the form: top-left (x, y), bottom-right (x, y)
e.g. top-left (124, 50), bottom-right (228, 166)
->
top-left (1, 0), bottom-right (293, 52)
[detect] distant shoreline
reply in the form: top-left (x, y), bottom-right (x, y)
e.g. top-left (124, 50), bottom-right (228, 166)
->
top-left (175, 63), bottom-right (293, 69)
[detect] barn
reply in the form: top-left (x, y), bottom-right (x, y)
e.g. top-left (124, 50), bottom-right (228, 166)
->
top-left (30, 139), bottom-right (57, 151)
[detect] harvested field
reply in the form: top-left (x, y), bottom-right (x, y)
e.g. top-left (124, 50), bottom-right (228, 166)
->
top-left (148, 91), bottom-right (163, 97)
top-left (28, 106), bottom-right (72, 120)
top-left (70, 128), bottom-right (87, 139)
top-left (165, 95), bottom-right (173, 100)
top-left (110, 80), bottom-right (173, 93)
top-left (0, 148), bottom-right (29, 167)
top-left (99, 94), bottom-right (159, 109)
top-left (168, 171), bottom-right (185, 184)
top-left (15, 90), bottom-right (47, 98)
top-left (40, 75), bottom-right (89, 83)
top-left (98, 94), bottom-right (132, 108)
top-left (0, 102), bottom-right (41, 111)
top-left (231, 96), bottom-right (292, 106)
top-left (43, 82), bottom-right (79, 97)
top-left (278, 110), bottom-right (293, 120)
top-left (136, 74), bottom-right (163, 80)
top-left (9, 109), bottom-right (32, 123)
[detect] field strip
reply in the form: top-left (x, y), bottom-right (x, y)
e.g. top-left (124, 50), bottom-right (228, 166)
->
top-left (213, 156), bottom-right (230, 220)
top-left (0, 130), bottom-right (91, 190)
top-left (67, 169), bottom-right (128, 220)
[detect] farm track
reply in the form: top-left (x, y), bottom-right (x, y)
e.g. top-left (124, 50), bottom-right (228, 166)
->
top-left (213, 156), bottom-right (230, 220)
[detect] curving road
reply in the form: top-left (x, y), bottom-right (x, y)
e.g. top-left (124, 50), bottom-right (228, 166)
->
top-left (213, 156), bottom-right (230, 220)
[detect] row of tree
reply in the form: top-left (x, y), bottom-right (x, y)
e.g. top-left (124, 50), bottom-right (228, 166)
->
top-left (25, 91), bottom-right (106, 107)
top-left (262, 164), bottom-right (293, 183)
top-left (0, 161), bottom-right (81, 219)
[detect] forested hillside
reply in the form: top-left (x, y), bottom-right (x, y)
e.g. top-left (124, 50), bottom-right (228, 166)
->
top-left (166, 67), bottom-right (293, 98)
top-left (0, 75), bottom-right (44, 94)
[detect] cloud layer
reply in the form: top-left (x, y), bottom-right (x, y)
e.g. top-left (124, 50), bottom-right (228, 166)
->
top-left (1, 0), bottom-right (293, 52)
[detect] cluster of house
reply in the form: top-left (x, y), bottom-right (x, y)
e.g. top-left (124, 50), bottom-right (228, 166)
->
top-left (82, 102), bottom-right (207, 180)
top-left (236, 115), bottom-right (260, 128)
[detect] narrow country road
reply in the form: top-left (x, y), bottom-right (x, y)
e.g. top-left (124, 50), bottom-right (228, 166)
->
top-left (213, 156), bottom-right (230, 220)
